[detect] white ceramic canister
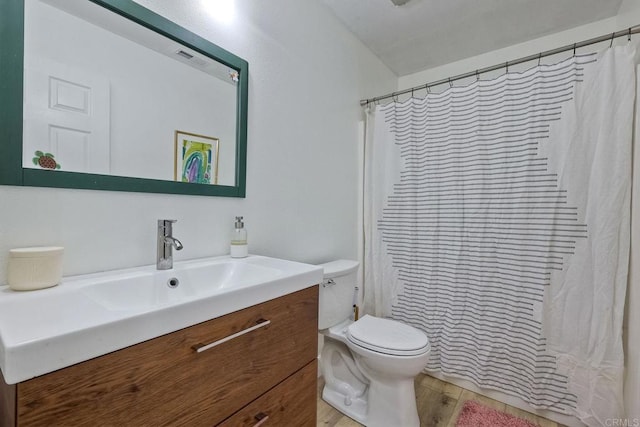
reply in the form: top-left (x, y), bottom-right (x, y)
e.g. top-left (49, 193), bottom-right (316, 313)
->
top-left (7, 247), bottom-right (64, 291)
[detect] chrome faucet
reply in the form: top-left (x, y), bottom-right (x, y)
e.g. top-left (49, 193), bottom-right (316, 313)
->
top-left (157, 219), bottom-right (183, 270)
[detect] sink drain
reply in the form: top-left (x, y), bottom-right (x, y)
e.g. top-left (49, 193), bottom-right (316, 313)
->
top-left (167, 277), bottom-right (180, 288)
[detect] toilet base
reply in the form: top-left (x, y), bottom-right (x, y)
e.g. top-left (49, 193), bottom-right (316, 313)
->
top-left (322, 375), bottom-right (420, 427)
top-left (320, 334), bottom-right (422, 427)
top-left (363, 375), bottom-right (420, 427)
top-left (322, 385), bottom-right (368, 425)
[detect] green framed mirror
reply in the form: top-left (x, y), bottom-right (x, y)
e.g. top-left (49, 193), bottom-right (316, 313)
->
top-left (0, 0), bottom-right (248, 197)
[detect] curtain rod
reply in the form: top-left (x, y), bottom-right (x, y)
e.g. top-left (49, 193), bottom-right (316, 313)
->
top-left (360, 25), bottom-right (640, 106)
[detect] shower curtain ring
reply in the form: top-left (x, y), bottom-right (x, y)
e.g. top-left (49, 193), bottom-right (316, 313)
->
top-left (538, 53), bottom-right (542, 66)
top-left (573, 43), bottom-right (577, 57)
top-left (610, 32), bottom-right (615, 48)
top-left (475, 70), bottom-right (480, 81)
top-left (426, 85), bottom-right (431, 94)
top-left (505, 61), bottom-right (509, 73)
top-left (629, 28), bottom-right (632, 42)
top-left (448, 78), bottom-right (453, 88)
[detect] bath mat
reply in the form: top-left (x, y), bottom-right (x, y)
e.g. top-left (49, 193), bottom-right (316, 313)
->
top-left (455, 400), bottom-right (538, 427)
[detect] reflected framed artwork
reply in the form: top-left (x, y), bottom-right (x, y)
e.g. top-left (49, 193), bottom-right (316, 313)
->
top-left (174, 131), bottom-right (220, 184)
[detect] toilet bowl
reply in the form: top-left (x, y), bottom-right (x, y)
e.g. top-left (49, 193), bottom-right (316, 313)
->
top-left (318, 260), bottom-right (430, 427)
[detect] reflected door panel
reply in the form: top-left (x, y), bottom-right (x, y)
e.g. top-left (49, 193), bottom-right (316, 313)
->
top-left (23, 59), bottom-right (110, 174)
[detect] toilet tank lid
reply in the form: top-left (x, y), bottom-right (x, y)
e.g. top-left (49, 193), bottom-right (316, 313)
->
top-left (318, 260), bottom-right (359, 278)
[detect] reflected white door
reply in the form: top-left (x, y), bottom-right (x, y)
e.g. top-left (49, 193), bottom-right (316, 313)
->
top-left (23, 58), bottom-right (110, 174)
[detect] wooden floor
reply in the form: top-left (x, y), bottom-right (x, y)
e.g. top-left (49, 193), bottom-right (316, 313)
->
top-left (317, 373), bottom-right (565, 427)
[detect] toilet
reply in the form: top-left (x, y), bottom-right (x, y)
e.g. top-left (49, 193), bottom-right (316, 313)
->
top-left (318, 260), bottom-right (430, 427)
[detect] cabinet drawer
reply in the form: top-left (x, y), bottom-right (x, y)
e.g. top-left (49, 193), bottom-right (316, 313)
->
top-left (217, 360), bottom-right (317, 427)
top-left (17, 286), bottom-right (319, 426)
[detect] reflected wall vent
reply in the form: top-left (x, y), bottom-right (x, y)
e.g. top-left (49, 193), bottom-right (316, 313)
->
top-left (176, 50), bottom-right (194, 60)
top-left (174, 49), bottom-right (208, 67)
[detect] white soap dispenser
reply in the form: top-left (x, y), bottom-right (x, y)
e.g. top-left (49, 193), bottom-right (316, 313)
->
top-left (230, 216), bottom-right (248, 258)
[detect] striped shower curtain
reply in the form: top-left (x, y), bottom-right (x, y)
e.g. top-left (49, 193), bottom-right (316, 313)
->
top-left (364, 45), bottom-right (635, 425)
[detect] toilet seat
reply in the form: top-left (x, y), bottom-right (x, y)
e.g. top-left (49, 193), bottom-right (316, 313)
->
top-left (346, 315), bottom-right (430, 356)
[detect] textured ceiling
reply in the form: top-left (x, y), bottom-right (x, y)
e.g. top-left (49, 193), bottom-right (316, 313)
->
top-left (321, 0), bottom-right (623, 76)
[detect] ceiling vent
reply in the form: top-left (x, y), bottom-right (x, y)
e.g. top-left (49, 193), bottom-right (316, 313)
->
top-left (390, 0), bottom-right (411, 5)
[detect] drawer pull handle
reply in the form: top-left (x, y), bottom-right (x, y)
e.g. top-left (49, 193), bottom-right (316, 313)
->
top-left (253, 412), bottom-right (269, 427)
top-left (191, 319), bottom-right (271, 353)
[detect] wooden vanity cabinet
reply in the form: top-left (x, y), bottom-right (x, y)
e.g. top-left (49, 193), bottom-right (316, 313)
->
top-left (0, 286), bottom-right (319, 426)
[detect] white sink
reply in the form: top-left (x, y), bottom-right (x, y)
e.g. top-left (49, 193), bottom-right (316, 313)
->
top-left (0, 255), bottom-right (323, 384)
top-left (81, 259), bottom-right (283, 311)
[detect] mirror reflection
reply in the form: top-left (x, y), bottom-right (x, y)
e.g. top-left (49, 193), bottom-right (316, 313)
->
top-left (23, 0), bottom-right (238, 186)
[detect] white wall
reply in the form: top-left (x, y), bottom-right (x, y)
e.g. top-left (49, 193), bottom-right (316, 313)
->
top-left (395, 3), bottom-right (640, 423)
top-left (0, 0), bottom-right (396, 282)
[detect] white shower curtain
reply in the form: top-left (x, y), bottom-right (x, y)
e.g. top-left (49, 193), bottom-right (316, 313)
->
top-left (624, 63), bottom-right (640, 421)
top-left (364, 45), bottom-right (636, 425)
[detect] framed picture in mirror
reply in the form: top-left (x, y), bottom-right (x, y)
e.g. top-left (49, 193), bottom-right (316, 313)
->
top-left (174, 131), bottom-right (220, 185)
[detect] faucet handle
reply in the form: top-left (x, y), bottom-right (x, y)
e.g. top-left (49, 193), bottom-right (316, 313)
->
top-left (158, 219), bottom-right (178, 226)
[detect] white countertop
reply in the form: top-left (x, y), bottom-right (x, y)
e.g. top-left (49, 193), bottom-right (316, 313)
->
top-left (0, 255), bottom-right (323, 384)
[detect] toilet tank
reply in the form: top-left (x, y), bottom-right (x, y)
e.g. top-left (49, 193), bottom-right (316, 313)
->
top-left (317, 260), bottom-right (359, 330)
